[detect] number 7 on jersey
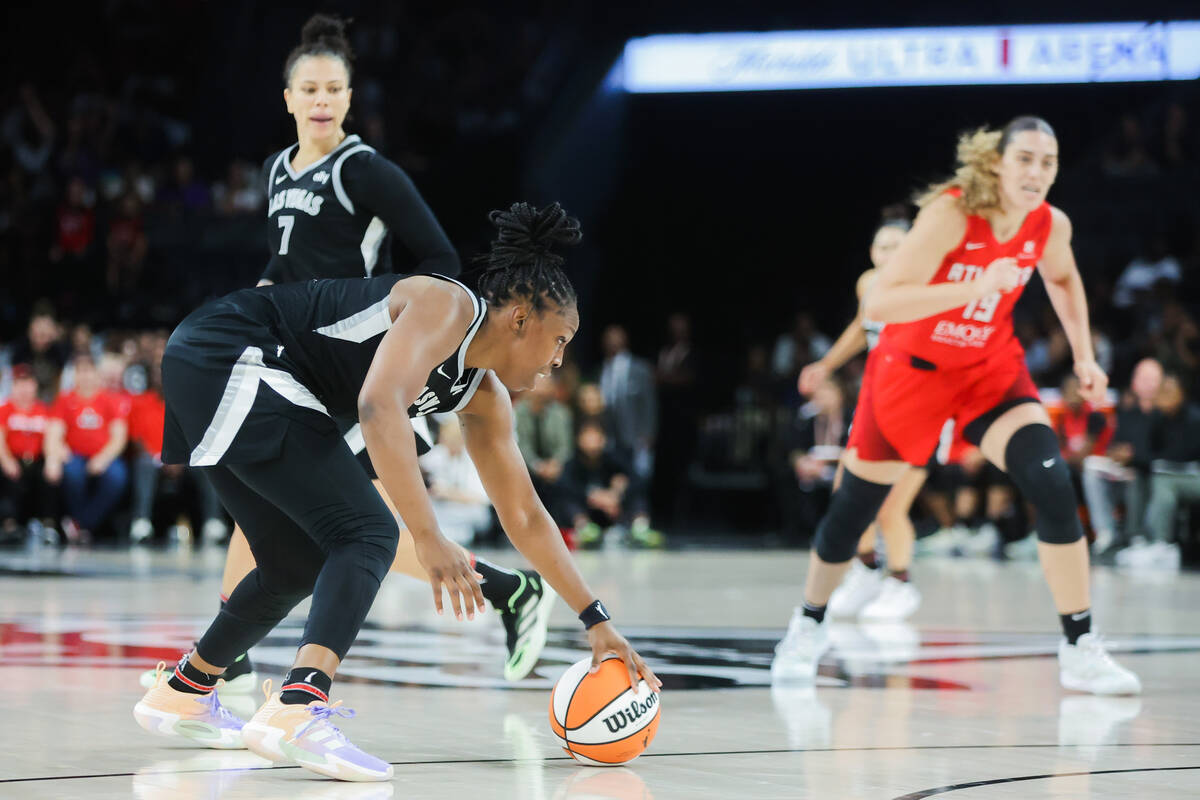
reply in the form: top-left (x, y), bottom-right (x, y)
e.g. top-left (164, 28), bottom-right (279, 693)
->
top-left (277, 215), bottom-right (295, 255)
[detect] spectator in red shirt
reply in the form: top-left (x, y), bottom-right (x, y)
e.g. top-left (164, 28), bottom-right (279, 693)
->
top-left (127, 364), bottom-right (226, 544)
top-left (45, 353), bottom-right (129, 540)
top-left (0, 365), bottom-right (58, 539)
top-left (1056, 374), bottom-right (1113, 470)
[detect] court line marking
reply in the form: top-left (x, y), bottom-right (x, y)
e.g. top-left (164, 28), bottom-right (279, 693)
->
top-left (2, 742), bottom-right (1198, 784)
top-left (893, 765), bottom-right (1200, 799)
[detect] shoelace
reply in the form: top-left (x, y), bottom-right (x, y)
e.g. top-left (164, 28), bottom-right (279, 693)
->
top-left (1078, 635), bottom-right (1117, 667)
top-left (195, 683), bottom-right (240, 724)
top-left (291, 701), bottom-right (356, 745)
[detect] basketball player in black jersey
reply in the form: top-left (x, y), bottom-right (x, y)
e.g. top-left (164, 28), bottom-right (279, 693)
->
top-left (159, 14), bottom-right (555, 695)
top-left (135, 202), bottom-right (659, 781)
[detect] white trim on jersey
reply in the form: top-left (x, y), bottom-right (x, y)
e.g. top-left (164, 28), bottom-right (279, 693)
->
top-left (331, 144), bottom-right (377, 215)
top-left (343, 422), bottom-right (366, 454)
top-left (267, 151), bottom-right (288, 195)
top-left (190, 347), bottom-right (330, 467)
top-left (343, 414), bottom-right (432, 457)
top-left (314, 296), bottom-right (393, 343)
top-left (281, 135), bottom-right (363, 181)
top-left (451, 368), bottom-right (488, 413)
top-left (361, 216), bottom-right (387, 276)
top-left (454, 291), bottom-right (488, 378)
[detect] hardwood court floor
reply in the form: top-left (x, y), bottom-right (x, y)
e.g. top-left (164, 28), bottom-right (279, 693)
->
top-left (1, 544), bottom-right (1197, 799)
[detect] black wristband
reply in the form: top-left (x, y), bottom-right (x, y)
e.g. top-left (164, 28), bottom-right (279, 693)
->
top-left (578, 599), bottom-right (611, 630)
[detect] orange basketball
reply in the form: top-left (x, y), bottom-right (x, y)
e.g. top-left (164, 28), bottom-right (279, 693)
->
top-left (549, 655), bottom-right (661, 766)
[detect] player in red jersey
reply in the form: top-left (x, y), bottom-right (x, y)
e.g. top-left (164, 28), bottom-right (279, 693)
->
top-left (772, 116), bottom-right (1140, 695)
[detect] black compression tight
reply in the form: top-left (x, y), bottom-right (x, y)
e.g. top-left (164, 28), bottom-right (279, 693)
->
top-left (196, 421), bottom-right (398, 666)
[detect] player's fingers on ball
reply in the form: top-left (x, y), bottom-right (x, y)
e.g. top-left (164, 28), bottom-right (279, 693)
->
top-left (623, 649), bottom-right (641, 691)
top-left (638, 657), bottom-right (663, 690)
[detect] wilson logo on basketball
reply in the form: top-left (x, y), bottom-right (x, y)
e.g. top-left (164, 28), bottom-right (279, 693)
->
top-left (602, 691), bottom-right (659, 733)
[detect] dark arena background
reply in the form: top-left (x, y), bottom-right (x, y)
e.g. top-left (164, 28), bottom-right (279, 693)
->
top-left (2, 1), bottom-right (1199, 798)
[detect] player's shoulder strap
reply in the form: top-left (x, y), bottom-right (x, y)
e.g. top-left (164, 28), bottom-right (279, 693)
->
top-left (265, 146), bottom-right (295, 195)
top-left (331, 139), bottom-right (381, 215)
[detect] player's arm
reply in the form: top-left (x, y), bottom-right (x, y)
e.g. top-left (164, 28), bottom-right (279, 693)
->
top-left (258, 155), bottom-right (281, 286)
top-left (865, 195), bottom-right (1016, 323)
top-left (358, 279), bottom-right (484, 618)
top-left (460, 374), bottom-right (662, 688)
top-left (347, 154), bottom-right (461, 277)
top-left (1039, 206), bottom-right (1106, 403)
top-left (800, 271), bottom-right (872, 394)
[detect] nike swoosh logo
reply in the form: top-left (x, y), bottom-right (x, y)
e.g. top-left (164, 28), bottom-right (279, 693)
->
top-left (275, 174), bottom-right (287, 185)
top-left (1070, 611), bottom-right (1091, 621)
top-left (436, 364), bottom-right (450, 380)
top-left (305, 671), bottom-right (317, 683)
top-left (964, 242), bottom-right (985, 250)
top-left (1043, 458), bottom-right (1056, 468)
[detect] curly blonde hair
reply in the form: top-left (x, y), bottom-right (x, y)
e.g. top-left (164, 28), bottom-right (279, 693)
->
top-left (916, 116), bottom-right (1056, 215)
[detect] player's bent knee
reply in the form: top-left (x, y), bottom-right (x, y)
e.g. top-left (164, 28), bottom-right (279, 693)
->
top-left (814, 471), bottom-right (895, 563)
top-left (1003, 424), bottom-right (1083, 545)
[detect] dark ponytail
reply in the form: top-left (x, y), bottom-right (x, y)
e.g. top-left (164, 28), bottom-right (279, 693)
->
top-left (475, 202), bottom-right (580, 313)
top-left (283, 13), bottom-right (355, 86)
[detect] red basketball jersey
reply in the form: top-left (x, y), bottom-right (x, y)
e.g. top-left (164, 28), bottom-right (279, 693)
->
top-left (880, 190), bottom-right (1053, 368)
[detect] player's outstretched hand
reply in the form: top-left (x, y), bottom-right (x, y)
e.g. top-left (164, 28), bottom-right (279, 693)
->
top-left (798, 360), bottom-right (829, 397)
top-left (978, 257), bottom-right (1021, 296)
top-left (1074, 359), bottom-right (1109, 405)
top-left (587, 621), bottom-right (663, 694)
top-left (414, 533), bottom-right (485, 621)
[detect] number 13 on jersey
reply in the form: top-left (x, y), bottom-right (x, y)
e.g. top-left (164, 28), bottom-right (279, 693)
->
top-left (278, 215), bottom-right (295, 255)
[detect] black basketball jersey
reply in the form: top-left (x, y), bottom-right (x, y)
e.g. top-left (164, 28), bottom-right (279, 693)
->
top-left (266, 273), bottom-right (487, 421)
top-left (161, 273), bottom-right (487, 467)
top-left (261, 136), bottom-right (460, 284)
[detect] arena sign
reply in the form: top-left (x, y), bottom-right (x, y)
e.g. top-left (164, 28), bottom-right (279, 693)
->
top-left (621, 21), bottom-right (1200, 92)
top-left (4, 616), bottom-right (1200, 691)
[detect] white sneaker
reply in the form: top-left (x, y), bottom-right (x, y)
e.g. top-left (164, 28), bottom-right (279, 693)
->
top-left (1092, 528), bottom-right (1116, 554)
top-left (961, 522), bottom-right (1000, 558)
top-left (202, 519), bottom-right (230, 545)
top-left (130, 518), bottom-right (154, 544)
top-left (1115, 537), bottom-right (1152, 568)
top-left (771, 608), bottom-right (830, 684)
top-left (827, 560), bottom-right (883, 617)
top-left (859, 577), bottom-right (921, 621)
top-left (1003, 532), bottom-right (1040, 561)
top-left (1059, 633), bottom-right (1142, 695)
top-left (1149, 541), bottom-right (1181, 570)
top-left (917, 525), bottom-right (967, 557)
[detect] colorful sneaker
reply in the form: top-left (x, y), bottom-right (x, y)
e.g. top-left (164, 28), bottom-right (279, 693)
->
top-left (140, 651), bottom-right (258, 694)
top-left (499, 570), bottom-right (557, 681)
top-left (629, 522), bottom-right (665, 549)
top-left (770, 608), bottom-right (830, 685)
top-left (133, 662), bottom-right (246, 749)
top-left (243, 683), bottom-right (393, 782)
top-left (576, 521), bottom-right (603, 549)
top-left (1059, 633), bottom-right (1142, 695)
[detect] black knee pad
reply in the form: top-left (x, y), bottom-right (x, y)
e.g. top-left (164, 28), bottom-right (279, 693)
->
top-left (814, 471), bottom-right (894, 563)
top-left (1003, 424), bottom-right (1083, 545)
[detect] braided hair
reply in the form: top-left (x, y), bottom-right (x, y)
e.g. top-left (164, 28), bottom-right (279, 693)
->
top-left (475, 202), bottom-right (580, 313)
top-left (284, 13), bottom-right (355, 86)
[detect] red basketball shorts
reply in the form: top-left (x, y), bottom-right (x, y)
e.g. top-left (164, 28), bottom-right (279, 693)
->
top-left (847, 342), bottom-right (1039, 466)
